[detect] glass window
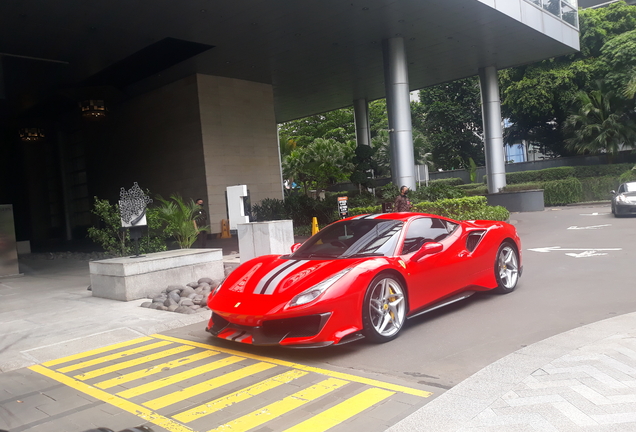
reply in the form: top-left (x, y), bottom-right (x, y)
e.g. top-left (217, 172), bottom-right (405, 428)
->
top-left (543, 0), bottom-right (560, 17)
top-left (561, 3), bottom-right (577, 27)
top-left (401, 218), bottom-right (450, 255)
top-left (625, 183), bottom-right (636, 193)
top-left (292, 219), bottom-right (403, 259)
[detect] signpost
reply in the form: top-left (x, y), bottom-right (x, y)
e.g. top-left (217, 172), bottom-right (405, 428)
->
top-left (338, 196), bottom-right (348, 219)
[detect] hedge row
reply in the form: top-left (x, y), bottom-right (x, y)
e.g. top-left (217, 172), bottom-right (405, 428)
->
top-left (498, 164), bottom-right (634, 185)
top-left (348, 196), bottom-right (510, 221)
top-left (429, 177), bottom-right (464, 186)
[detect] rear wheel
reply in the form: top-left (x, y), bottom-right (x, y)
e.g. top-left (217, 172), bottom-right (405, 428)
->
top-left (493, 242), bottom-right (519, 294)
top-left (362, 275), bottom-right (407, 343)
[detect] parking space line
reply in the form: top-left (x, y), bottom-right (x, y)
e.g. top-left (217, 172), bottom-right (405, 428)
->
top-left (95, 350), bottom-right (220, 390)
top-left (173, 369), bottom-right (309, 423)
top-left (116, 355), bottom-right (244, 399)
top-left (42, 336), bottom-right (153, 367)
top-left (57, 341), bottom-right (173, 373)
top-left (153, 334), bottom-right (433, 398)
top-left (143, 362), bottom-right (276, 410)
top-left (206, 378), bottom-right (348, 432)
top-left (29, 364), bottom-right (196, 432)
top-left (282, 387), bottom-right (395, 432)
top-left (75, 345), bottom-right (196, 381)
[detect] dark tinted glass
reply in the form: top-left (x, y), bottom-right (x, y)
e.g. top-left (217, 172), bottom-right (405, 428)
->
top-left (292, 219), bottom-right (403, 259)
top-left (401, 218), bottom-right (450, 255)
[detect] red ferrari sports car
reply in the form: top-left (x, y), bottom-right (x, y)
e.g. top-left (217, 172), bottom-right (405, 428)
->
top-left (206, 212), bottom-right (522, 347)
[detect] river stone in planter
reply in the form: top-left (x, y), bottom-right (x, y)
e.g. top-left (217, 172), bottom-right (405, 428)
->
top-left (169, 291), bottom-right (181, 303)
top-left (164, 298), bottom-right (177, 307)
top-left (179, 299), bottom-right (194, 307)
top-left (198, 283), bottom-right (210, 291)
top-left (198, 277), bottom-right (213, 285)
top-left (168, 304), bottom-right (179, 312)
top-left (167, 285), bottom-right (184, 292)
top-left (180, 287), bottom-right (196, 298)
top-left (186, 282), bottom-right (199, 288)
top-left (141, 302), bottom-right (152, 308)
top-left (175, 306), bottom-right (196, 314)
top-left (152, 295), bottom-right (167, 303)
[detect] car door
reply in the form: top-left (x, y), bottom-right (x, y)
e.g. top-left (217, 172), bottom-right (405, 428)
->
top-left (401, 217), bottom-right (469, 310)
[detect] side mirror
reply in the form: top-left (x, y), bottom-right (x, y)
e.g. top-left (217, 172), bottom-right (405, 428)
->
top-left (610, 190), bottom-right (616, 195)
top-left (411, 242), bottom-right (443, 261)
top-left (290, 243), bottom-right (302, 253)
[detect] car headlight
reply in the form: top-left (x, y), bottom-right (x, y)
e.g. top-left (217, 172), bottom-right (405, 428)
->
top-left (288, 268), bottom-right (352, 307)
top-left (617, 194), bottom-right (628, 203)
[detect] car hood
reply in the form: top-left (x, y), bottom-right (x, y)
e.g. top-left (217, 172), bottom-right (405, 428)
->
top-left (210, 255), bottom-right (367, 316)
top-left (619, 191), bottom-right (636, 202)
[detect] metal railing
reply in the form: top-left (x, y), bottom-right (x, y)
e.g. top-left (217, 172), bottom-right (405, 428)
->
top-left (524, 0), bottom-right (579, 28)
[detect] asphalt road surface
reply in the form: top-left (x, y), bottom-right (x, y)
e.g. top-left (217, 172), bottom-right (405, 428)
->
top-left (170, 203), bottom-right (636, 396)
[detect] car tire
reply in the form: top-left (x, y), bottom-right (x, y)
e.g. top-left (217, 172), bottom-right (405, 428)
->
top-left (493, 242), bottom-right (520, 294)
top-left (362, 274), bottom-right (407, 343)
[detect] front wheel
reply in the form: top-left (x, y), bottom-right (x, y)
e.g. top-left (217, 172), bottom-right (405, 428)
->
top-left (362, 275), bottom-right (407, 343)
top-left (493, 242), bottom-right (519, 294)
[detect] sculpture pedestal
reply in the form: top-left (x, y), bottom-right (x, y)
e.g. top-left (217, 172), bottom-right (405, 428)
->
top-left (89, 249), bottom-right (223, 301)
top-left (238, 220), bottom-right (294, 263)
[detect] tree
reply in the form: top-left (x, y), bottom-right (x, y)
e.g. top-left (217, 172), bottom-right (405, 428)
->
top-left (500, 2), bottom-right (636, 157)
top-left (282, 138), bottom-right (355, 193)
top-left (564, 84), bottom-right (636, 157)
top-left (412, 77), bottom-right (484, 170)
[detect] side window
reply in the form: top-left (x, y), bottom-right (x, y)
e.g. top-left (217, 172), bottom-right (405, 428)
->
top-left (401, 218), bottom-right (450, 255)
top-left (618, 184), bottom-right (625, 193)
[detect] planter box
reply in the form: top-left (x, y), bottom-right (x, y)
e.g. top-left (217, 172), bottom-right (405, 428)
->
top-left (238, 220), bottom-right (294, 263)
top-left (89, 249), bottom-right (223, 301)
top-left (486, 190), bottom-right (545, 212)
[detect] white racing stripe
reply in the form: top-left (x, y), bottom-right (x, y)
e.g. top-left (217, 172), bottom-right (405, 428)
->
top-left (263, 260), bottom-right (309, 295)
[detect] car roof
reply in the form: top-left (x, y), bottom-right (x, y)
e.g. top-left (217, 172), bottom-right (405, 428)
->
top-left (344, 212), bottom-right (456, 223)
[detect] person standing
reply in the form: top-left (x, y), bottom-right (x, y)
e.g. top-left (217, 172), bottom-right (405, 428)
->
top-left (194, 198), bottom-right (208, 248)
top-left (394, 185), bottom-right (412, 212)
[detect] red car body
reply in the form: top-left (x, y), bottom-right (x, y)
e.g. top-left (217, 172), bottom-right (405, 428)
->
top-left (206, 213), bottom-right (522, 347)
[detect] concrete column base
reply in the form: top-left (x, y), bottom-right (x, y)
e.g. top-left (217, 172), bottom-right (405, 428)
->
top-left (238, 220), bottom-right (294, 263)
top-left (486, 190), bottom-right (545, 212)
top-left (89, 249), bottom-right (224, 301)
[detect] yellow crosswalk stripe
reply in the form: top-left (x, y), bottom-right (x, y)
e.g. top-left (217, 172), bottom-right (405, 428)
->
top-left (56, 341), bottom-right (173, 373)
top-left (74, 345), bottom-right (196, 381)
top-left (95, 350), bottom-right (220, 390)
top-left (206, 378), bottom-right (348, 432)
top-left (174, 369), bottom-right (309, 423)
top-left (42, 337), bottom-right (153, 367)
top-left (282, 387), bottom-right (395, 432)
top-left (29, 364), bottom-right (196, 432)
top-left (144, 362), bottom-right (276, 410)
top-left (117, 355), bottom-right (244, 399)
top-left (153, 334), bottom-right (432, 398)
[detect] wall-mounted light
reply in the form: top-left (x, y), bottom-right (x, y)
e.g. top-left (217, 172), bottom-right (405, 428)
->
top-left (19, 127), bottom-right (45, 141)
top-left (81, 99), bottom-right (107, 119)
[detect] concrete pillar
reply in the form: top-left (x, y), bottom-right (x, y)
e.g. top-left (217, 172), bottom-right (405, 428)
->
top-left (353, 98), bottom-right (371, 147)
top-left (383, 38), bottom-right (416, 190)
top-left (478, 66), bottom-right (507, 193)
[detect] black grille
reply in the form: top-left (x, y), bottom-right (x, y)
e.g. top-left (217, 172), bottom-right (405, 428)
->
top-left (466, 231), bottom-right (485, 252)
top-left (210, 313), bottom-right (230, 333)
top-left (262, 314), bottom-right (329, 339)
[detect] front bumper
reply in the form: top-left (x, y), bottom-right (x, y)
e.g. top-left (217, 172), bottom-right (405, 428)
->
top-left (206, 312), bottom-right (333, 346)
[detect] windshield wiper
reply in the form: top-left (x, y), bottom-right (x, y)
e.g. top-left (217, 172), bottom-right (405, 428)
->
top-left (343, 252), bottom-right (384, 258)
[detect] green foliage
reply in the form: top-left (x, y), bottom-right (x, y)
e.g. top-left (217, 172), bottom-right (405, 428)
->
top-left (458, 184), bottom-right (489, 196)
top-left (506, 167), bottom-right (575, 184)
top-left (429, 177), bottom-right (464, 186)
top-left (413, 196), bottom-right (488, 217)
top-left (619, 165), bottom-right (636, 183)
top-left (413, 183), bottom-right (466, 202)
top-left (252, 194), bottom-right (341, 227)
top-left (580, 176), bottom-right (621, 201)
top-left (349, 205), bottom-right (382, 216)
top-left (379, 182), bottom-right (400, 202)
top-left (542, 178), bottom-right (583, 206)
top-left (155, 195), bottom-right (209, 249)
top-left (87, 197), bottom-right (168, 256)
top-left (349, 144), bottom-right (380, 189)
top-left (346, 192), bottom-right (378, 208)
top-left (573, 163), bottom-right (634, 178)
top-left (412, 77), bottom-right (484, 170)
top-left (502, 182), bottom-right (543, 192)
top-left (282, 138), bottom-right (355, 193)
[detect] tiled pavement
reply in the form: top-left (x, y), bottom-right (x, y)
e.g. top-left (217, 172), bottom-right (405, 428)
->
top-left (389, 311), bottom-right (636, 432)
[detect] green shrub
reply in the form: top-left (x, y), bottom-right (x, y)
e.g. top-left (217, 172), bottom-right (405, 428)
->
top-left (542, 178), bottom-right (583, 206)
top-left (573, 163), bottom-right (633, 179)
top-left (252, 198), bottom-right (288, 221)
top-left (156, 194), bottom-right (209, 249)
top-left (506, 166), bottom-right (575, 184)
top-left (413, 196), bottom-right (488, 218)
top-left (455, 205), bottom-right (510, 221)
top-left (87, 197), bottom-right (168, 256)
top-left (502, 182), bottom-right (543, 192)
top-left (618, 166), bottom-right (636, 183)
top-left (580, 176), bottom-right (620, 201)
top-left (349, 205), bottom-right (381, 216)
top-left (463, 185), bottom-right (489, 196)
top-left (429, 177), bottom-right (464, 186)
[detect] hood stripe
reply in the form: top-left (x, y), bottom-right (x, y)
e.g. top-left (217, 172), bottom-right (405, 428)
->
top-left (253, 259), bottom-right (307, 295)
top-left (262, 259), bottom-right (308, 295)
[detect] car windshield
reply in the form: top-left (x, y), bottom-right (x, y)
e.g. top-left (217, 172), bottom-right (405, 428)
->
top-left (292, 218), bottom-right (404, 259)
top-left (625, 183), bottom-right (636, 193)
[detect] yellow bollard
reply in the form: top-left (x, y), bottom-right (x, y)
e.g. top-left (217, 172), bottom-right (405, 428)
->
top-left (219, 219), bottom-right (231, 238)
top-left (311, 217), bottom-right (319, 235)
